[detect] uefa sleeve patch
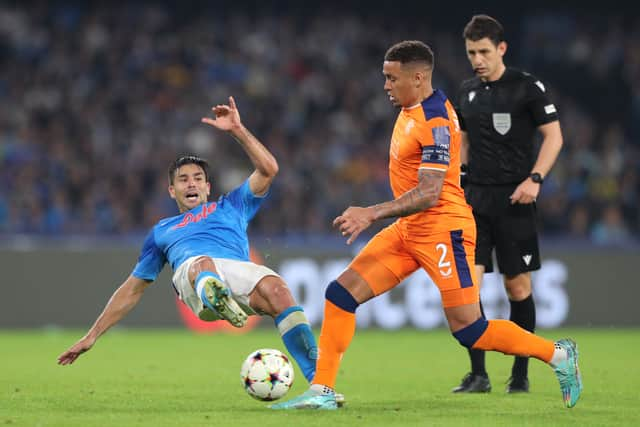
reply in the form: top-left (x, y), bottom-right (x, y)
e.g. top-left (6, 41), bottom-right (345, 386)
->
top-left (421, 126), bottom-right (451, 165)
top-left (432, 126), bottom-right (451, 147)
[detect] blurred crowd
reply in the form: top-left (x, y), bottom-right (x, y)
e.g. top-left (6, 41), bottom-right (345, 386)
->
top-left (1, 3), bottom-right (638, 245)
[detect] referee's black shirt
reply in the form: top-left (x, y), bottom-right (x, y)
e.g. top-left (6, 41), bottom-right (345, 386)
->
top-left (457, 68), bottom-right (559, 185)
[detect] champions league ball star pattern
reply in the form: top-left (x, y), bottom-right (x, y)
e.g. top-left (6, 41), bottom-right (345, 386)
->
top-left (240, 349), bottom-right (294, 401)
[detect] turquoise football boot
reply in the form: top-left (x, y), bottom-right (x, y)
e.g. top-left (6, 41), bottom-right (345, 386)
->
top-left (269, 389), bottom-right (338, 410)
top-left (553, 339), bottom-right (583, 408)
top-left (199, 276), bottom-right (247, 328)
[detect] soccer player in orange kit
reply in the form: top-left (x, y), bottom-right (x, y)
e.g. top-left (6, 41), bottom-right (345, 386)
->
top-left (271, 40), bottom-right (582, 410)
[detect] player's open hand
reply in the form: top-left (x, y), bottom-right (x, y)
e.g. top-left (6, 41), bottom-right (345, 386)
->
top-left (201, 96), bottom-right (242, 132)
top-left (333, 206), bottom-right (376, 245)
top-left (57, 335), bottom-right (96, 366)
top-left (510, 178), bottom-right (540, 205)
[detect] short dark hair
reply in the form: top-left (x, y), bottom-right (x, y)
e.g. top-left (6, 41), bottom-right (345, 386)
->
top-left (384, 40), bottom-right (434, 69)
top-left (463, 14), bottom-right (504, 46)
top-left (168, 155), bottom-right (210, 184)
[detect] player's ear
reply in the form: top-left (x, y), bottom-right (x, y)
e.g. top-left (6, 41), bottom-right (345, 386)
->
top-left (413, 69), bottom-right (424, 87)
top-left (498, 41), bottom-right (507, 57)
top-left (415, 65), bottom-right (430, 87)
top-left (168, 185), bottom-right (177, 200)
top-left (206, 182), bottom-right (211, 196)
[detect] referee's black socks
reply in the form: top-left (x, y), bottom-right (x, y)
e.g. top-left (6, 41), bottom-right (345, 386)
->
top-left (509, 294), bottom-right (536, 379)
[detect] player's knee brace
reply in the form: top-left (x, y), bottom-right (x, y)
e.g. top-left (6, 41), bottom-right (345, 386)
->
top-left (453, 317), bottom-right (488, 348)
top-left (325, 280), bottom-right (359, 313)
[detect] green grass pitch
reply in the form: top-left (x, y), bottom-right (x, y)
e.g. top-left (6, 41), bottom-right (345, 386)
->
top-left (1, 328), bottom-right (639, 426)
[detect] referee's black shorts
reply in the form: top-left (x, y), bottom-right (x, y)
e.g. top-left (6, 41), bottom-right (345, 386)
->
top-left (464, 183), bottom-right (540, 276)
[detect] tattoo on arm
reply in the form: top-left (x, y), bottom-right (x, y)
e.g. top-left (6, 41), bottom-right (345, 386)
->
top-left (372, 169), bottom-right (445, 220)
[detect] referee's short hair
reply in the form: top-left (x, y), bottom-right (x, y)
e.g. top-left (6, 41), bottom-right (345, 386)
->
top-left (463, 15), bottom-right (505, 46)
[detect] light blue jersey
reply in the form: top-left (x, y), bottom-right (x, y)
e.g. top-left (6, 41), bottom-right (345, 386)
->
top-left (132, 179), bottom-right (266, 281)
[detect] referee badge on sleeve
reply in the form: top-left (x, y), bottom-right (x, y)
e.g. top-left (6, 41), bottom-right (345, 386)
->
top-left (492, 113), bottom-right (511, 135)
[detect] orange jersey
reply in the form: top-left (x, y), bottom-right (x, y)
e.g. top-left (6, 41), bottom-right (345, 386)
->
top-left (388, 89), bottom-right (474, 237)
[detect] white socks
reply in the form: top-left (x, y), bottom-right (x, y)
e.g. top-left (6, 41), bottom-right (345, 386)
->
top-left (310, 384), bottom-right (335, 395)
top-left (549, 342), bottom-right (568, 367)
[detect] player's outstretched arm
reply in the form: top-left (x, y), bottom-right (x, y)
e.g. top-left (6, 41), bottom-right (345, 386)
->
top-left (57, 275), bottom-right (152, 365)
top-left (334, 169), bottom-right (446, 244)
top-left (201, 96), bottom-right (278, 196)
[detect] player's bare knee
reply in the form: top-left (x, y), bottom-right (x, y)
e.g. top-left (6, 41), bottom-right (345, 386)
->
top-left (504, 274), bottom-right (532, 301)
top-left (187, 256), bottom-right (217, 284)
top-left (256, 276), bottom-right (295, 316)
top-left (336, 269), bottom-right (374, 304)
top-left (506, 288), bottom-right (531, 301)
top-left (268, 280), bottom-right (294, 307)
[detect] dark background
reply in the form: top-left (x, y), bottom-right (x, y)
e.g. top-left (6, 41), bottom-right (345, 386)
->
top-left (1, 0), bottom-right (638, 243)
top-left (1, 1), bottom-right (638, 327)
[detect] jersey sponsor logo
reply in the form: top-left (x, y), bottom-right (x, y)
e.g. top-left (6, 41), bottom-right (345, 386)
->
top-left (544, 104), bottom-right (557, 114)
top-left (172, 203), bottom-right (218, 229)
top-left (405, 118), bottom-right (415, 134)
top-left (468, 91), bottom-right (476, 102)
top-left (523, 254), bottom-right (532, 266)
top-left (492, 113), bottom-right (511, 135)
top-left (535, 80), bottom-right (546, 92)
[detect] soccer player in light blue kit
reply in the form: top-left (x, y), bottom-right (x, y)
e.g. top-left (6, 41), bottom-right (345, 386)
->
top-left (57, 97), bottom-right (318, 385)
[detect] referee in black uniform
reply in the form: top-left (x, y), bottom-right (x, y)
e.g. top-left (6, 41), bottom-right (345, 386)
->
top-left (452, 14), bottom-right (564, 393)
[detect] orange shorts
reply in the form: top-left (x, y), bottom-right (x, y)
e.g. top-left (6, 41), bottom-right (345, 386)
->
top-left (349, 222), bottom-right (479, 308)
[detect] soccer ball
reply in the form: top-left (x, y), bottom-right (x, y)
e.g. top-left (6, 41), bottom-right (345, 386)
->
top-left (240, 348), bottom-right (294, 401)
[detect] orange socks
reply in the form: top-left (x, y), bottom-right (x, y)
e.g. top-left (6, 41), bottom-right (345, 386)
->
top-left (313, 302), bottom-right (555, 389)
top-left (313, 300), bottom-right (357, 388)
top-left (473, 319), bottom-right (555, 363)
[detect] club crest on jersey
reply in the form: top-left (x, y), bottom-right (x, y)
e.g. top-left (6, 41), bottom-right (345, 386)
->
top-left (468, 91), bottom-right (476, 102)
top-left (492, 113), bottom-right (511, 135)
top-left (405, 119), bottom-right (415, 134)
top-left (172, 203), bottom-right (217, 229)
